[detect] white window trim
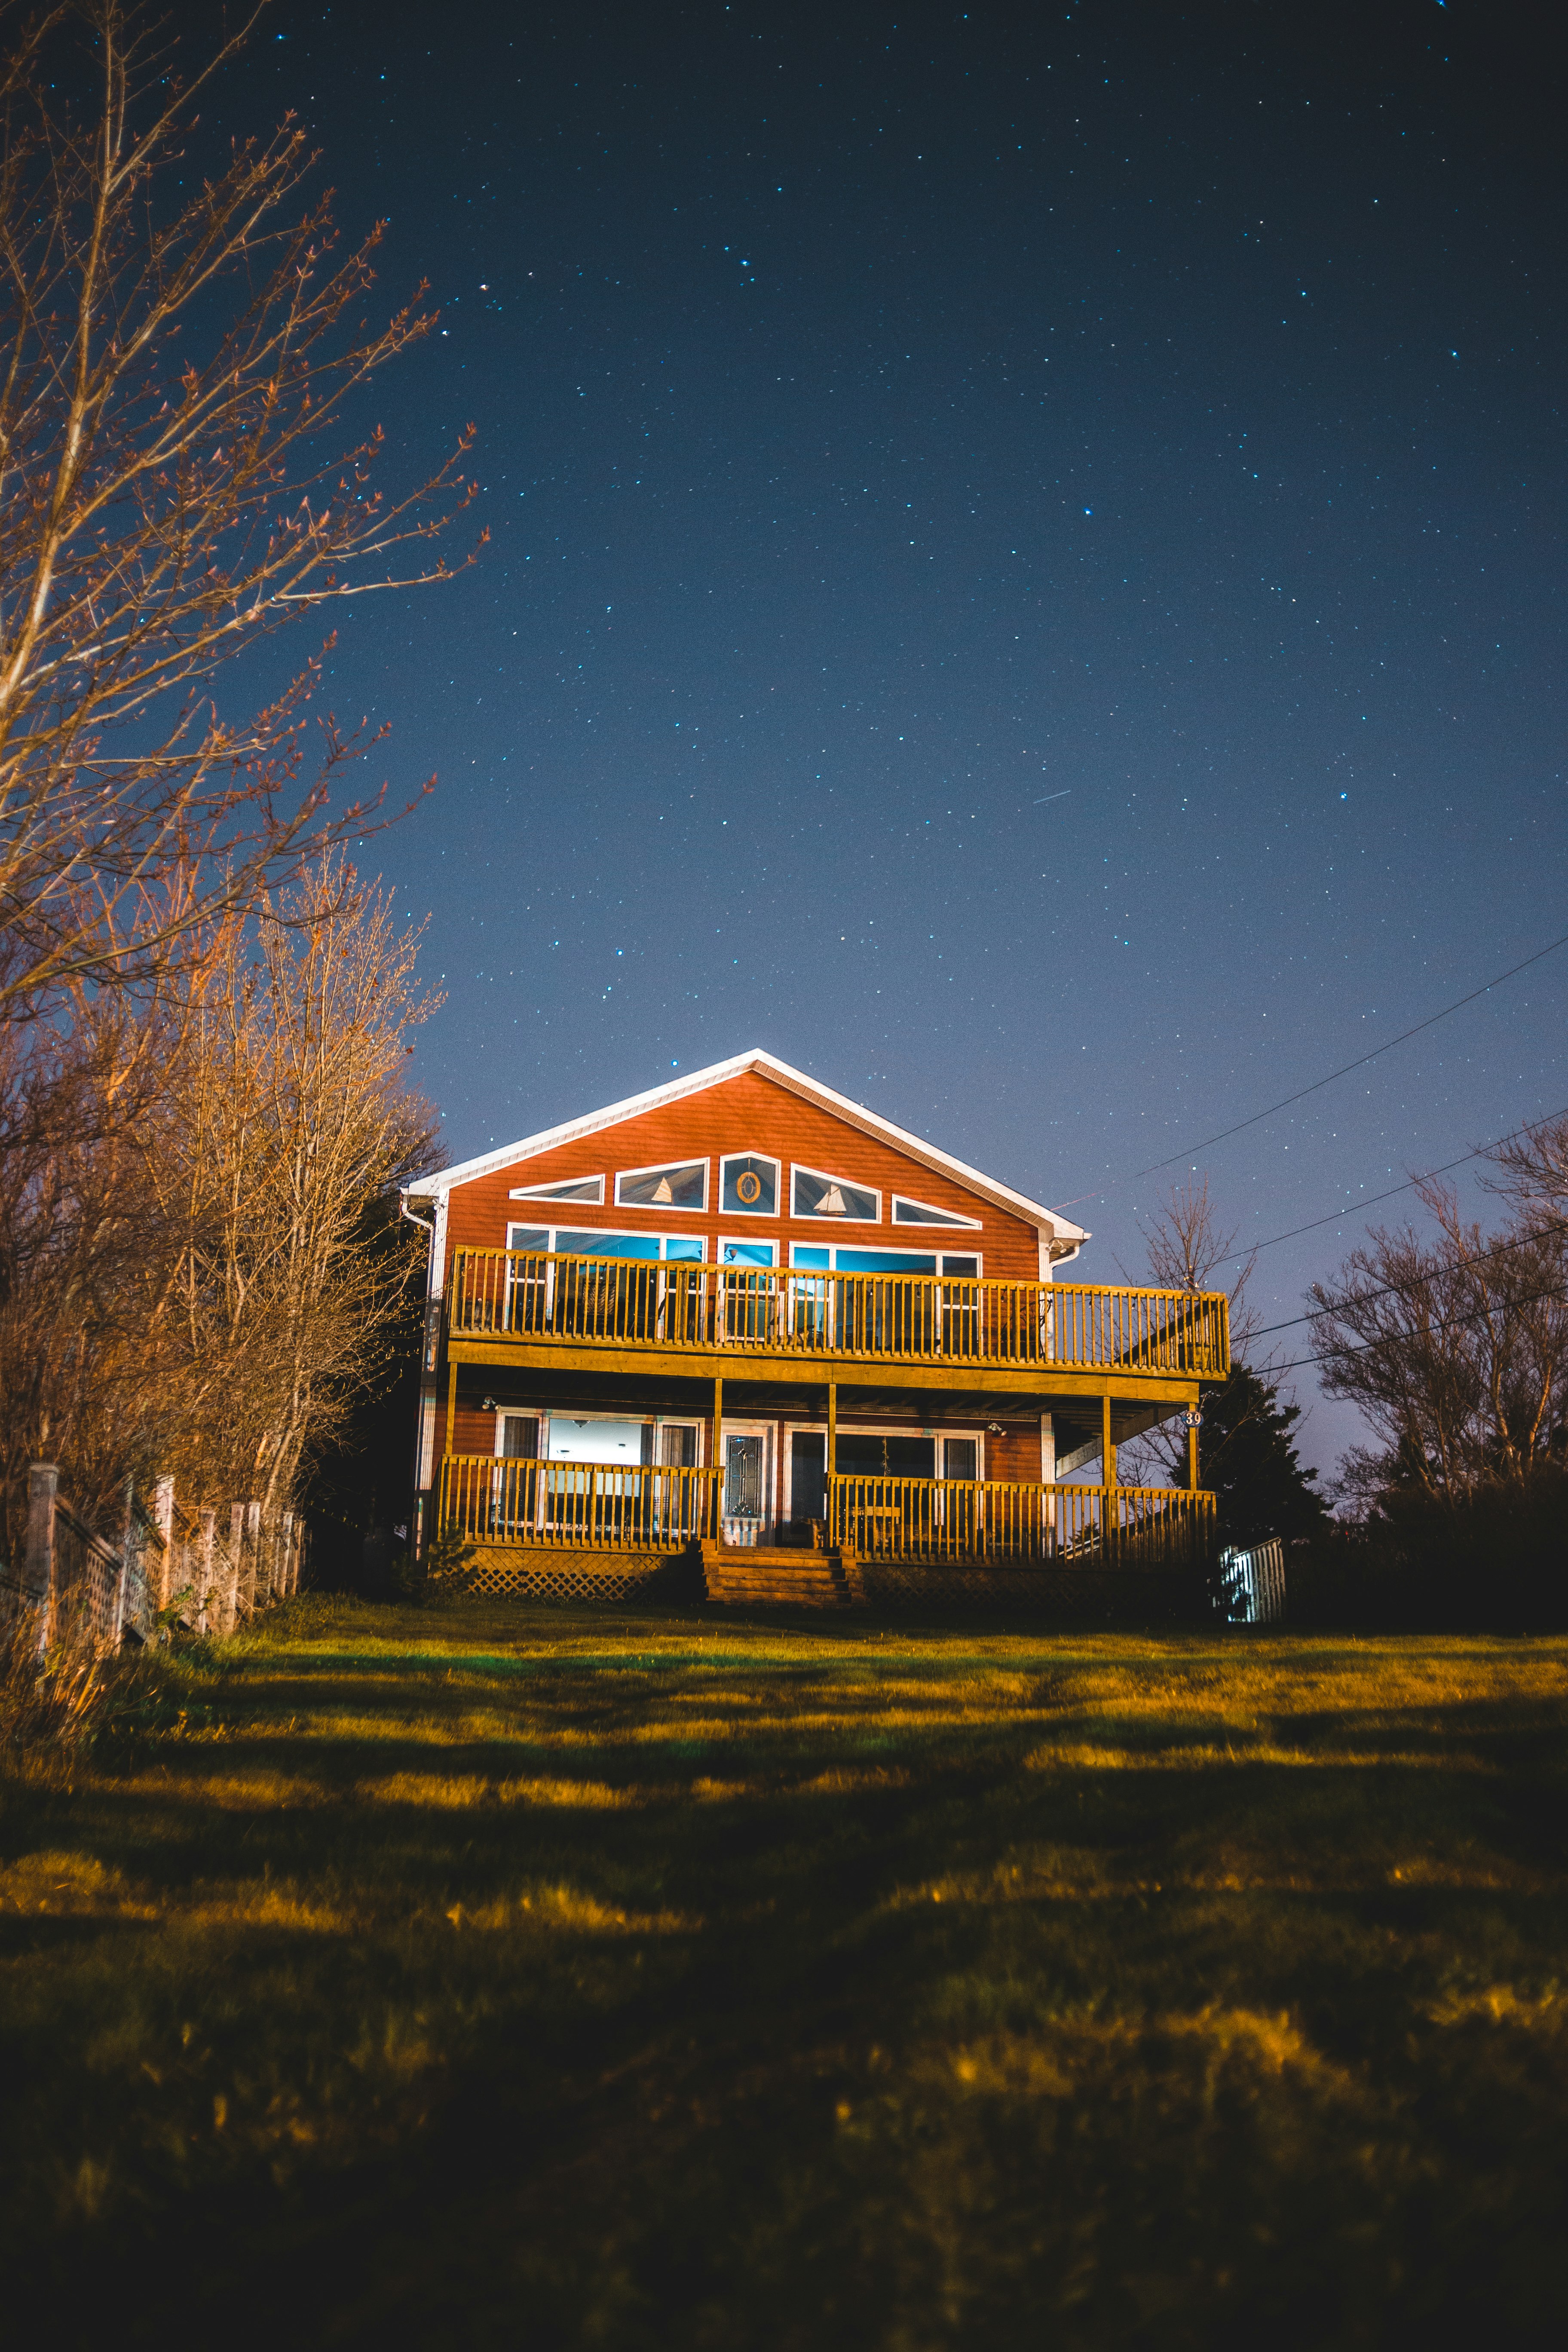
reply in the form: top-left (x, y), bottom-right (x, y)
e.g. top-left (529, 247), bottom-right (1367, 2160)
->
top-left (508, 1174), bottom-right (606, 1205)
top-left (890, 1192), bottom-right (983, 1231)
top-left (787, 1241), bottom-right (983, 1277)
top-left (784, 1419), bottom-right (986, 1516)
top-left (720, 1237), bottom-right (778, 1267)
top-left (492, 1409), bottom-right (542, 1457)
top-left (790, 1162), bottom-right (882, 1223)
top-left (718, 1149), bottom-right (782, 1218)
top-left (613, 1156), bottom-right (708, 1212)
top-left (505, 1223), bottom-right (706, 1262)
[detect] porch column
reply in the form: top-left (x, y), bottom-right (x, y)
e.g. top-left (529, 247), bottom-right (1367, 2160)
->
top-left (444, 1355), bottom-right (458, 1464)
top-left (826, 1380), bottom-right (838, 1548)
top-left (710, 1376), bottom-right (723, 1538)
top-left (1188, 1407), bottom-right (1200, 1492)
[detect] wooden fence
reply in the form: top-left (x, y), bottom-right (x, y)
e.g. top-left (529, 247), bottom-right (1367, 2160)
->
top-left (2, 1463), bottom-right (306, 1657)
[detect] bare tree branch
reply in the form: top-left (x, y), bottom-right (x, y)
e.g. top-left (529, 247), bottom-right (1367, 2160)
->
top-left (0, 0), bottom-right (482, 1015)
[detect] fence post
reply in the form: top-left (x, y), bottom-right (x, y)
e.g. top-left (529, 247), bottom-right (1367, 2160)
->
top-left (241, 1501), bottom-right (260, 1613)
top-left (196, 1507), bottom-right (216, 1634)
top-left (218, 1504), bottom-right (239, 1633)
top-left (24, 1462), bottom-right (58, 1653)
top-left (280, 1510), bottom-right (295, 1598)
top-left (152, 1474), bottom-right (175, 1614)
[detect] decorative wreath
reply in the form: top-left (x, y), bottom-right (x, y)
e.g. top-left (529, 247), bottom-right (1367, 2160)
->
top-left (735, 1167), bottom-right (763, 1206)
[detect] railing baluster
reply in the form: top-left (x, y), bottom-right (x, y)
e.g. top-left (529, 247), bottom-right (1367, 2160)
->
top-left (446, 1249), bottom-right (1230, 1377)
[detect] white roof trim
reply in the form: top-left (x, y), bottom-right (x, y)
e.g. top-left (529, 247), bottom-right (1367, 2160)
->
top-left (403, 1049), bottom-right (1089, 1247)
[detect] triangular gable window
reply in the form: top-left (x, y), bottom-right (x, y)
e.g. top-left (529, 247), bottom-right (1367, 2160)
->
top-left (891, 1193), bottom-right (981, 1230)
top-left (508, 1175), bottom-right (605, 1204)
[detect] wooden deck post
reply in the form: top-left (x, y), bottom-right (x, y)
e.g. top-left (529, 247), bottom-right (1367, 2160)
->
top-left (826, 1380), bottom-right (838, 1545)
top-left (444, 1355), bottom-right (458, 1467)
top-left (710, 1376), bottom-right (724, 1537)
top-left (1101, 1393), bottom-right (1116, 1549)
top-left (1188, 1409), bottom-right (1200, 1492)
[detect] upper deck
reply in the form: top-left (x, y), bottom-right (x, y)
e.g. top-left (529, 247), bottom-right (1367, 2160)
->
top-left (444, 1247), bottom-right (1230, 1399)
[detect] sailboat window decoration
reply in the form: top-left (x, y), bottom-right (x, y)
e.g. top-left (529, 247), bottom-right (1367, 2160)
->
top-left (791, 1165), bottom-right (880, 1222)
top-left (615, 1158), bottom-right (708, 1211)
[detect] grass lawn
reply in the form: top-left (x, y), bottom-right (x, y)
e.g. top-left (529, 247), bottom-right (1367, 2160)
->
top-left (3, 1597), bottom-right (1567, 2349)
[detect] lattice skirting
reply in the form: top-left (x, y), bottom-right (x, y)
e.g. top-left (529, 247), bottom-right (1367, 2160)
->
top-left (858, 1564), bottom-right (1208, 1621)
top-left (437, 1547), bottom-right (700, 1604)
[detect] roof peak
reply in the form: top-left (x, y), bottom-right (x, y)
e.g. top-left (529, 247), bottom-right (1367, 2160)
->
top-left (405, 1047), bottom-right (1087, 1247)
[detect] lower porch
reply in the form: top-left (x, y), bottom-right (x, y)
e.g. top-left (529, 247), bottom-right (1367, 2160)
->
top-left (435, 1452), bottom-right (1216, 1575)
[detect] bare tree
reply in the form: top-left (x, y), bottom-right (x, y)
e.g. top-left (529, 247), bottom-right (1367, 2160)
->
top-left (0, 0), bottom-right (479, 1017)
top-left (1113, 1176), bottom-right (1258, 1487)
top-left (1485, 1108), bottom-right (1568, 1220)
top-left (1307, 1178), bottom-right (1568, 1508)
top-left (138, 855), bottom-right (441, 1519)
top-left (1130, 1174), bottom-right (1258, 1350)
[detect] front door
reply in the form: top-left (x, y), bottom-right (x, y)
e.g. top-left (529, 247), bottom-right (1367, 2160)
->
top-left (723, 1432), bottom-right (766, 1546)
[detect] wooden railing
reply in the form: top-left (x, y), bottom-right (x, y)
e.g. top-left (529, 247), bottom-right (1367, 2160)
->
top-left (827, 1475), bottom-right (1216, 1569)
top-left (437, 1456), bottom-right (720, 1552)
top-left (447, 1250), bottom-right (1230, 1378)
top-left (435, 1453), bottom-right (1215, 1570)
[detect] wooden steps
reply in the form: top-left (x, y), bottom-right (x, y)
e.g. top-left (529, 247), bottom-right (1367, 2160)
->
top-left (698, 1540), bottom-right (867, 1611)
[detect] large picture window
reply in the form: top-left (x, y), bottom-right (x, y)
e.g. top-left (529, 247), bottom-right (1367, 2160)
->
top-left (615, 1159), bottom-right (707, 1210)
top-left (791, 1164), bottom-right (880, 1222)
top-left (506, 1225), bottom-right (704, 1262)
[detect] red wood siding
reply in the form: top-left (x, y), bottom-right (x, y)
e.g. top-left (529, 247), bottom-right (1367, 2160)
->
top-left (440, 1069), bottom-right (1042, 1277)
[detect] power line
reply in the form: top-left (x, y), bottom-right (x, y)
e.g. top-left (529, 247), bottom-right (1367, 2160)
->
top-left (1054, 922), bottom-right (1568, 1210)
top-left (1265, 1268), bottom-right (1568, 1380)
top-left (1228, 1100), bottom-right (1568, 1260)
top-left (1249, 1206), bottom-right (1568, 1343)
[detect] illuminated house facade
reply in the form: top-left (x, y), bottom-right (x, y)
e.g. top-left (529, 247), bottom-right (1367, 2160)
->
top-left (404, 1050), bottom-right (1228, 1602)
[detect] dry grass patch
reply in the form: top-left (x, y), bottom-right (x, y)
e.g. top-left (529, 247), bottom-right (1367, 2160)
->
top-left (3, 1601), bottom-right (1567, 2348)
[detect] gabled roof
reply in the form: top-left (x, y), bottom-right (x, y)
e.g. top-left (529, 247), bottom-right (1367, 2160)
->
top-left (406, 1049), bottom-right (1088, 1249)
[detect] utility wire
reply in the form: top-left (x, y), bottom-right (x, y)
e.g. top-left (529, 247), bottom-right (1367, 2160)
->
top-left (1247, 1207), bottom-right (1568, 1343)
top-left (1263, 1268), bottom-right (1568, 1380)
top-left (1227, 1099), bottom-right (1568, 1260)
top-left (1053, 922), bottom-right (1568, 1210)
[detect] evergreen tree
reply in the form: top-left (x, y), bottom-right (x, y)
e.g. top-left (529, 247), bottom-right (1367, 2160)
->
top-left (1199, 1365), bottom-right (1329, 1552)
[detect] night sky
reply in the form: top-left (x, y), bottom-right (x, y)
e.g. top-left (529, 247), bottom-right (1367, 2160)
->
top-left (210, 1), bottom-right (1566, 1477)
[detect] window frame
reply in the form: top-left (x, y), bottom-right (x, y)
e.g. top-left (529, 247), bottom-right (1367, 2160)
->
top-left (505, 1224), bottom-right (706, 1262)
top-left (507, 1173), bottom-right (606, 1206)
top-left (719, 1150), bottom-right (782, 1218)
top-left (613, 1157), bottom-right (708, 1213)
top-left (790, 1162), bottom-right (882, 1225)
top-left (889, 1192), bottom-right (982, 1231)
top-left (788, 1242), bottom-right (982, 1277)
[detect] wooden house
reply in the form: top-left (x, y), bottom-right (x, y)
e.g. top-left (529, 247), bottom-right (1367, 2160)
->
top-left (402, 1050), bottom-right (1228, 1604)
